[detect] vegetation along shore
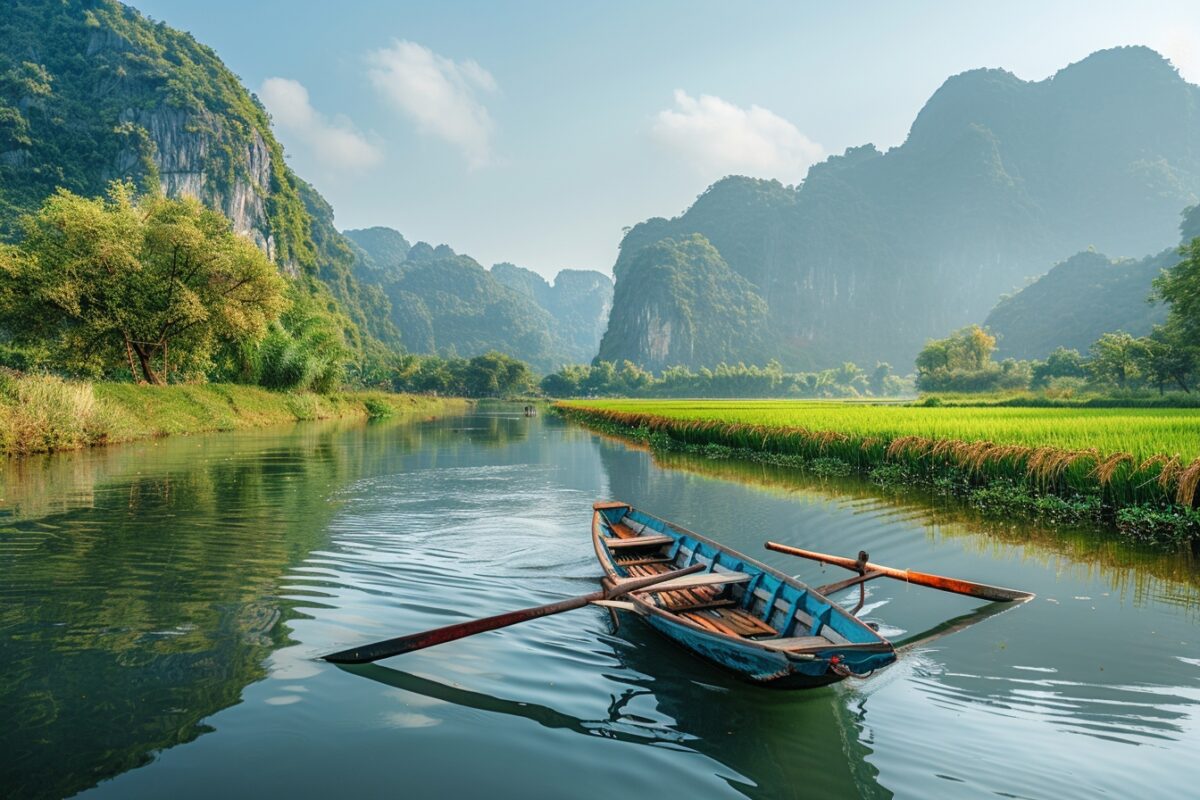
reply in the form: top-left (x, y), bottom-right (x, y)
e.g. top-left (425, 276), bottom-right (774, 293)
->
top-left (0, 373), bottom-right (465, 457)
top-left (556, 400), bottom-right (1200, 544)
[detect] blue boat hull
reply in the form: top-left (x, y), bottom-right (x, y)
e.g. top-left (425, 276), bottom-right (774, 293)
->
top-left (593, 502), bottom-right (897, 689)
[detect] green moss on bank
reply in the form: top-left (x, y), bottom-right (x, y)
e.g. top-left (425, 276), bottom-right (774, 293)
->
top-left (0, 373), bottom-right (465, 455)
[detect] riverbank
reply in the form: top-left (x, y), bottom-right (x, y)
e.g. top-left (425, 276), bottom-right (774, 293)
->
top-left (556, 400), bottom-right (1200, 545)
top-left (0, 372), bottom-right (466, 456)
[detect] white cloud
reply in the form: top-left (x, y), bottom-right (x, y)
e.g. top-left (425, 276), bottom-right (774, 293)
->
top-left (367, 40), bottom-right (497, 168)
top-left (652, 90), bottom-right (824, 182)
top-left (259, 77), bottom-right (383, 170)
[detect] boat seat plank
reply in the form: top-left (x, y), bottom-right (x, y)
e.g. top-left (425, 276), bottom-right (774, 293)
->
top-left (660, 597), bottom-right (737, 613)
top-left (604, 535), bottom-right (674, 550)
top-left (719, 608), bottom-right (778, 636)
top-left (678, 606), bottom-right (779, 638)
top-left (757, 636), bottom-right (832, 651)
top-left (681, 611), bottom-right (740, 637)
top-left (628, 572), bottom-right (750, 593)
top-left (613, 555), bottom-right (673, 566)
top-left (609, 521), bottom-right (639, 539)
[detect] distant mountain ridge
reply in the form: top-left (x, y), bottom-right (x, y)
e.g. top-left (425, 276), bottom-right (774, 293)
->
top-left (344, 227), bottom-right (612, 369)
top-left (598, 46), bottom-right (1200, 371)
top-left (985, 248), bottom-right (1173, 359)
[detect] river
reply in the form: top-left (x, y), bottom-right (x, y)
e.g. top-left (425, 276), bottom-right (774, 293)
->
top-left (1, 408), bottom-right (1197, 799)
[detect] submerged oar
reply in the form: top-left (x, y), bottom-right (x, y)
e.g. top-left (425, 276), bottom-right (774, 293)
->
top-left (764, 542), bottom-right (1033, 603)
top-left (322, 563), bottom-right (704, 664)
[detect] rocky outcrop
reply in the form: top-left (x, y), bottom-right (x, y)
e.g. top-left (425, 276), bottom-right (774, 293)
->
top-left (0, 0), bottom-right (393, 345)
top-left (113, 106), bottom-right (280, 265)
top-left (599, 234), bottom-right (770, 370)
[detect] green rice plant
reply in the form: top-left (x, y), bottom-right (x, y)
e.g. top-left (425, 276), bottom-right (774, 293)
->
top-left (557, 399), bottom-right (1200, 513)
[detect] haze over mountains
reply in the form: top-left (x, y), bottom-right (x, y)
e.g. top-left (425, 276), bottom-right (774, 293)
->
top-left (599, 46), bottom-right (1200, 371)
top-left (2, 2), bottom-right (1198, 375)
top-left (346, 227), bottom-right (611, 370)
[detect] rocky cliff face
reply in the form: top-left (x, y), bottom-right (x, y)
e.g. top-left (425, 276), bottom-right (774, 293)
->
top-left (112, 105), bottom-right (281, 266)
top-left (0, 0), bottom-right (395, 344)
top-left (598, 47), bottom-right (1200, 371)
top-left (601, 234), bottom-right (770, 370)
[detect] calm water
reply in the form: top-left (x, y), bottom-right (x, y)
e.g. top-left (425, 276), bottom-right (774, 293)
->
top-left (2, 409), bottom-right (1198, 799)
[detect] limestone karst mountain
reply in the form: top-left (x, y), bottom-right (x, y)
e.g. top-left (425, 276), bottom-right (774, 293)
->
top-left (598, 47), bottom-right (1200, 370)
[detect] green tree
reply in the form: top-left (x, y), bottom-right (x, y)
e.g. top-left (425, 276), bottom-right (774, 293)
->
top-left (916, 325), bottom-right (996, 374)
top-left (0, 184), bottom-right (286, 384)
top-left (1031, 347), bottom-right (1088, 387)
top-left (463, 351), bottom-right (534, 397)
top-left (582, 360), bottom-right (618, 396)
top-left (618, 360), bottom-right (654, 394)
top-left (914, 325), bottom-right (1007, 392)
top-left (1156, 238), bottom-right (1200, 342)
top-left (1133, 326), bottom-right (1195, 394)
top-left (246, 292), bottom-right (350, 393)
top-left (1087, 331), bottom-right (1145, 389)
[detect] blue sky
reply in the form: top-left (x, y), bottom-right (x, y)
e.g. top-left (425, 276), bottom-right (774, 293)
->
top-left (132, 0), bottom-right (1200, 278)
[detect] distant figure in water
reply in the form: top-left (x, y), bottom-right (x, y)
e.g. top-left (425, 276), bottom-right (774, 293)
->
top-left (524, 405), bottom-right (536, 416)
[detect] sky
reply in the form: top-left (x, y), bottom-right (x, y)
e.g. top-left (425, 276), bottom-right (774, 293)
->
top-left (131, 0), bottom-right (1200, 279)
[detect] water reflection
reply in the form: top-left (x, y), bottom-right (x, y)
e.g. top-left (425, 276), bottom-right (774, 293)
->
top-left (338, 619), bottom-right (890, 800)
top-left (643, 444), bottom-right (1200, 616)
top-left (593, 434), bottom-right (1200, 796)
top-left (1, 412), bottom-right (1198, 799)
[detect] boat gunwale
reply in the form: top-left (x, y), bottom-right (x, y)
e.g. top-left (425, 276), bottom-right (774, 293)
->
top-left (591, 504), bottom-right (895, 659)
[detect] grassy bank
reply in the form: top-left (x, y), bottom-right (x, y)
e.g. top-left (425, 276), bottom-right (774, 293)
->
top-left (0, 373), bottom-right (466, 456)
top-left (556, 399), bottom-right (1200, 544)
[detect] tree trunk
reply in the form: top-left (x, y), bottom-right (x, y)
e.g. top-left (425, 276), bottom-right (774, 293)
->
top-left (132, 343), bottom-right (164, 386)
top-left (123, 334), bottom-right (143, 384)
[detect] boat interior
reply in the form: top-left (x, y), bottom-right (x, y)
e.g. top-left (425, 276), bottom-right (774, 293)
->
top-left (597, 507), bottom-right (886, 653)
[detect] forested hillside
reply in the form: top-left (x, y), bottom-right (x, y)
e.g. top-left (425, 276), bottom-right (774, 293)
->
top-left (0, 0), bottom-right (398, 349)
top-left (347, 227), bottom-right (612, 368)
top-left (598, 47), bottom-right (1200, 371)
top-left (985, 248), bottom-right (1174, 359)
top-left (490, 262), bottom-right (612, 362)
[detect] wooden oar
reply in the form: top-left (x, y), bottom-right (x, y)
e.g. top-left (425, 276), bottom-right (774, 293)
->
top-left (322, 563), bottom-right (704, 664)
top-left (764, 542), bottom-right (1033, 603)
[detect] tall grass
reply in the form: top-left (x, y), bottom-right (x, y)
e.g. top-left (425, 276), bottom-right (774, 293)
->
top-left (0, 373), bottom-right (464, 456)
top-left (557, 399), bottom-right (1200, 509)
top-left (0, 372), bottom-right (125, 454)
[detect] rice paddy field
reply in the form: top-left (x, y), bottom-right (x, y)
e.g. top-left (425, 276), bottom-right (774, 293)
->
top-left (556, 399), bottom-right (1200, 526)
top-left (560, 400), bottom-right (1200, 461)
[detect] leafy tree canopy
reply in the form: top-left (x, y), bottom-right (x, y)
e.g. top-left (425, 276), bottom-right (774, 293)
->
top-left (0, 183), bottom-right (286, 384)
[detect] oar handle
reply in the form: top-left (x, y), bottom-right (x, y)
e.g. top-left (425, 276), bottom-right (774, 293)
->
top-left (764, 542), bottom-right (1033, 603)
top-left (322, 563), bottom-right (704, 664)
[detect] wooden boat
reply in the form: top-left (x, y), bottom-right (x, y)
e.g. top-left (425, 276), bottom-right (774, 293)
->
top-left (325, 502), bottom-right (1032, 686)
top-left (592, 501), bottom-right (898, 688)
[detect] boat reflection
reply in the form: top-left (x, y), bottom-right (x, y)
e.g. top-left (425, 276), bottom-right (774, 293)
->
top-left (339, 615), bottom-right (893, 800)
